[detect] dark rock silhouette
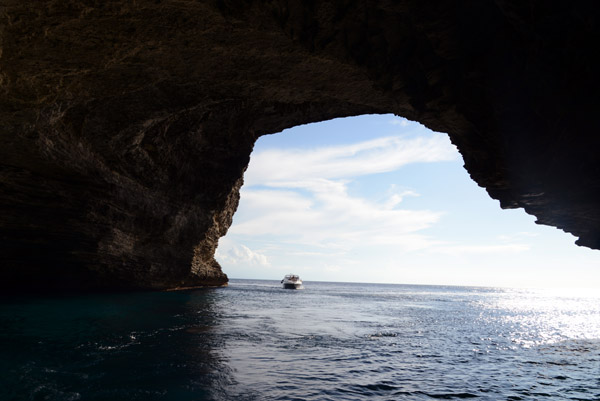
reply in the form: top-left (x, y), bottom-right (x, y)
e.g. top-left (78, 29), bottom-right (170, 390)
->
top-left (1, 1), bottom-right (598, 291)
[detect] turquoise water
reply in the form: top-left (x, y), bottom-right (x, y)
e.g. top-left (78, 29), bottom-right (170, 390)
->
top-left (1, 280), bottom-right (599, 400)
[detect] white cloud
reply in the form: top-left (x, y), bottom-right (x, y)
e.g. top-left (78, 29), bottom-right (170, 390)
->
top-left (324, 264), bottom-right (343, 273)
top-left (384, 190), bottom-right (419, 209)
top-left (231, 181), bottom-right (442, 249)
top-left (497, 232), bottom-right (539, 242)
top-left (244, 134), bottom-right (459, 187)
top-left (215, 240), bottom-right (271, 267)
top-left (223, 132), bottom-right (460, 260)
top-left (431, 243), bottom-right (530, 255)
top-left (389, 117), bottom-right (410, 127)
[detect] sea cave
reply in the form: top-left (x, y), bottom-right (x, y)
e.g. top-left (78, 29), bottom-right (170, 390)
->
top-left (1, 1), bottom-right (599, 292)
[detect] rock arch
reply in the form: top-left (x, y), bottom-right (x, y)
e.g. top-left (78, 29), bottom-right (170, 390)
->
top-left (1, 1), bottom-right (598, 291)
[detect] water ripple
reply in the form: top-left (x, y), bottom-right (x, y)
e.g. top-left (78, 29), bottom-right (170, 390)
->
top-left (1, 282), bottom-right (599, 400)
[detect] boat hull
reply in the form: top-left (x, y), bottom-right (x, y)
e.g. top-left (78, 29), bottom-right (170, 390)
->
top-left (282, 283), bottom-right (303, 289)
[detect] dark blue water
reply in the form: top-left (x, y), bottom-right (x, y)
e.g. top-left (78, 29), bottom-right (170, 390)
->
top-left (1, 280), bottom-right (599, 400)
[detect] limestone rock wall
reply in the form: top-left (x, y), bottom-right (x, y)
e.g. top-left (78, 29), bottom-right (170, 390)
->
top-left (1, 1), bottom-right (598, 291)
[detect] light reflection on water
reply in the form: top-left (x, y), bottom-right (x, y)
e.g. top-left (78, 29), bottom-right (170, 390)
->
top-left (477, 287), bottom-right (600, 346)
top-left (220, 280), bottom-right (600, 400)
top-left (1, 281), bottom-right (599, 400)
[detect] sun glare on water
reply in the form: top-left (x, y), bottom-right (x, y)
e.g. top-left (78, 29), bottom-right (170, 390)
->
top-left (479, 287), bottom-right (600, 347)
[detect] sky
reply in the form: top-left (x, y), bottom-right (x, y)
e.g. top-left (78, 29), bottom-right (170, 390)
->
top-left (215, 114), bottom-right (600, 289)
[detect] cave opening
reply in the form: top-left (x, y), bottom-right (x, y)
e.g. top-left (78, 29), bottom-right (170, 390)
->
top-left (216, 115), bottom-right (600, 289)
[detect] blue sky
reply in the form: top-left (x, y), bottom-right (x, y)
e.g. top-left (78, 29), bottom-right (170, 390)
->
top-left (216, 115), bottom-right (600, 289)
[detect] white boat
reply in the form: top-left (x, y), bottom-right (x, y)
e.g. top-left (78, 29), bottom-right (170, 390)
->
top-left (281, 274), bottom-right (303, 289)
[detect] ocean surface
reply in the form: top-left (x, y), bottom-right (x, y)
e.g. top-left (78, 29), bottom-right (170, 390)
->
top-left (1, 279), bottom-right (599, 401)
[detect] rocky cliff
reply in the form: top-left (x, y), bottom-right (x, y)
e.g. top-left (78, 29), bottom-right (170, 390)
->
top-left (1, 1), bottom-right (598, 291)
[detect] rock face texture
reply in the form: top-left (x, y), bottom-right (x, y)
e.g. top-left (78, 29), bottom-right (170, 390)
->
top-left (1, 1), bottom-right (598, 291)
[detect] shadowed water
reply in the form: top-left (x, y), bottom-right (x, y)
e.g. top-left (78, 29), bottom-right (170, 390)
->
top-left (1, 280), bottom-right (599, 400)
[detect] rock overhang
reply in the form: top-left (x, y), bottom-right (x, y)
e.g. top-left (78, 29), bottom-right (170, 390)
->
top-left (1, 1), bottom-right (598, 291)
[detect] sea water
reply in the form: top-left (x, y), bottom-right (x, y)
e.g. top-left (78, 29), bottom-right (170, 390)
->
top-left (1, 279), bottom-right (599, 400)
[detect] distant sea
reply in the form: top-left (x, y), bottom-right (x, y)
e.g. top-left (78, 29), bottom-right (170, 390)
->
top-left (1, 279), bottom-right (599, 400)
